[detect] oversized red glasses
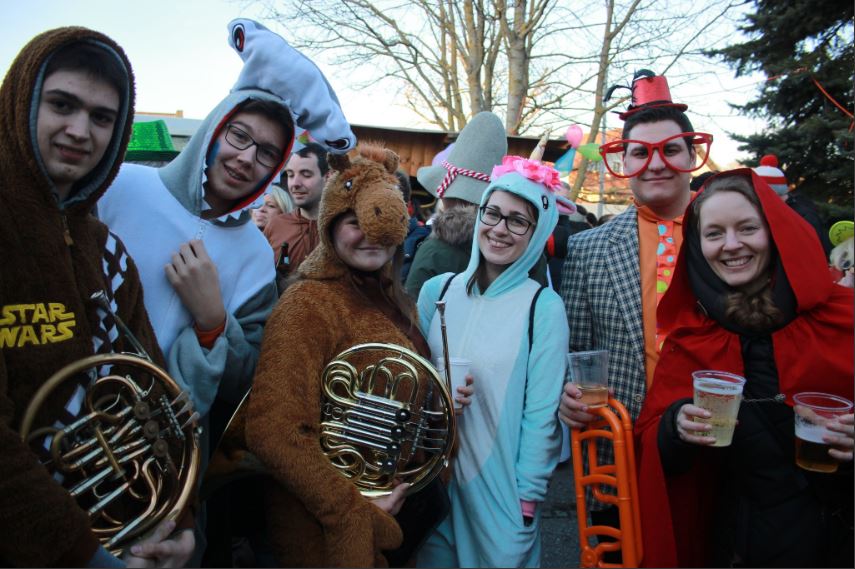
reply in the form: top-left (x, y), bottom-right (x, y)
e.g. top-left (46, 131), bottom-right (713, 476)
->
top-left (599, 132), bottom-right (713, 178)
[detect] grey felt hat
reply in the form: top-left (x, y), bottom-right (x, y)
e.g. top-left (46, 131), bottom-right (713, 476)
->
top-left (417, 111), bottom-right (507, 205)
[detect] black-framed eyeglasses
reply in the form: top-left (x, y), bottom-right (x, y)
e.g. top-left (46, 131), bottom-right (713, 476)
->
top-left (479, 206), bottom-right (535, 235)
top-left (223, 123), bottom-right (284, 168)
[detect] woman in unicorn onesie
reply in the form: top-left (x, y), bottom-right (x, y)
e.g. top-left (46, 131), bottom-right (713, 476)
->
top-left (416, 156), bottom-right (570, 567)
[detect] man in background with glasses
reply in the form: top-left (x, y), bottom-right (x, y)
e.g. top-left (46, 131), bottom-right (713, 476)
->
top-left (557, 72), bottom-right (712, 551)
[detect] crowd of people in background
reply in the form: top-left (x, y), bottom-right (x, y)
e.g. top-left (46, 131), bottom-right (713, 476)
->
top-left (1, 16), bottom-right (852, 569)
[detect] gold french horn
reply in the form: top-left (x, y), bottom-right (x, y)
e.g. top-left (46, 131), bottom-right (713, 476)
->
top-left (19, 291), bottom-right (200, 556)
top-left (203, 342), bottom-right (456, 499)
top-left (319, 342), bottom-right (456, 497)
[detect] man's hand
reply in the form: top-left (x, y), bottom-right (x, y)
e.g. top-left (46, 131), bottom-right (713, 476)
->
top-left (164, 240), bottom-right (227, 330)
top-left (826, 412), bottom-right (854, 462)
top-left (124, 520), bottom-right (195, 568)
top-left (558, 383), bottom-right (601, 428)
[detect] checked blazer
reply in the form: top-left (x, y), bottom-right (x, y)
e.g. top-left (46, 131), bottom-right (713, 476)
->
top-left (560, 206), bottom-right (647, 421)
top-left (560, 207), bottom-right (647, 505)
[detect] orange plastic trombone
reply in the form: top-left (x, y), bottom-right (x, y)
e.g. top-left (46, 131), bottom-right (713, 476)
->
top-left (570, 397), bottom-right (642, 568)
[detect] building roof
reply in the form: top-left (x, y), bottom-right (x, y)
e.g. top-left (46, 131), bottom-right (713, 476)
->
top-left (135, 113), bottom-right (203, 137)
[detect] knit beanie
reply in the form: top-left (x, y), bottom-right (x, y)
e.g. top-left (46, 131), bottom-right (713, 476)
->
top-left (753, 154), bottom-right (788, 196)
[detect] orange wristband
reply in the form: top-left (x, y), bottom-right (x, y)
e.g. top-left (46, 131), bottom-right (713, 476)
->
top-left (194, 319), bottom-right (226, 349)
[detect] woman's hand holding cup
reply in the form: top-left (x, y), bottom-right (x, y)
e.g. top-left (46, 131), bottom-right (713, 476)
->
top-left (825, 412), bottom-right (854, 462)
top-left (455, 375), bottom-right (474, 415)
top-left (676, 403), bottom-right (717, 446)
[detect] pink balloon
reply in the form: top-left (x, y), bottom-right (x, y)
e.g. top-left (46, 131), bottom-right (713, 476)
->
top-left (564, 125), bottom-right (583, 149)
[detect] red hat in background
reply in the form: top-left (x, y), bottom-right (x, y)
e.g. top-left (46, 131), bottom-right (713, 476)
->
top-left (752, 154), bottom-right (789, 196)
top-left (607, 69), bottom-right (688, 121)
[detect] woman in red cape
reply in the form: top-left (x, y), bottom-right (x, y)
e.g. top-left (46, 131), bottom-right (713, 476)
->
top-left (634, 169), bottom-right (853, 567)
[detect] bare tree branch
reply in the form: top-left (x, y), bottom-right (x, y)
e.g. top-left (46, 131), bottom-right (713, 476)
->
top-left (257, 0), bottom-right (740, 153)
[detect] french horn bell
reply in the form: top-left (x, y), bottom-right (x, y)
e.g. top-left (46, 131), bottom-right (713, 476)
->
top-left (320, 343), bottom-right (456, 497)
top-left (19, 292), bottom-right (200, 556)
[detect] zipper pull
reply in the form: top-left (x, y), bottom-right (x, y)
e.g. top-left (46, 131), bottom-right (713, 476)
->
top-left (61, 214), bottom-right (74, 246)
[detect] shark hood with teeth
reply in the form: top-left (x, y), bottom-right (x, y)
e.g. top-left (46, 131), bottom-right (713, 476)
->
top-left (158, 18), bottom-right (355, 225)
top-left (158, 89), bottom-right (294, 225)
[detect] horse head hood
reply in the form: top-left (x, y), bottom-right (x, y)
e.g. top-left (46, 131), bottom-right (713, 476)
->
top-left (299, 143), bottom-right (408, 282)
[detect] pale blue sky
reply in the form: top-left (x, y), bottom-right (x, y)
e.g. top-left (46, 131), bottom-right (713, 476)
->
top-left (3, 0), bottom-right (767, 166)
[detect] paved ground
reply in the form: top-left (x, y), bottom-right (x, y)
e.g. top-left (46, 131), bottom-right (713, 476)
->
top-left (541, 459), bottom-right (582, 568)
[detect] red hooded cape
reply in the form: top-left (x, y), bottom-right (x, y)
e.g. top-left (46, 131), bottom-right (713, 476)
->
top-left (634, 169), bottom-right (854, 567)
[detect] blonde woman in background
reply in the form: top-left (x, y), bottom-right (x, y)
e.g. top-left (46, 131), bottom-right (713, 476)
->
top-left (253, 185), bottom-right (294, 230)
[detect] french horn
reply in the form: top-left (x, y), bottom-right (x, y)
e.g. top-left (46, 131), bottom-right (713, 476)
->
top-left (18, 291), bottom-right (200, 556)
top-left (320, 342), bottom-right (456, 497)
top-left (204, 342), bottom-right (457, 499)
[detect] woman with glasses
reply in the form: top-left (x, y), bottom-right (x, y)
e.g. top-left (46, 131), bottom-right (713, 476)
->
top-left (416, 156), bottom-right (570, 567)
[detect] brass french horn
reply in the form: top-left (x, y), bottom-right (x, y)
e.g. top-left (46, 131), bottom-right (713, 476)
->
top-left (203, 342), bottom-right (456, 499)
top-left (319, 342), bottom-right (456, 497)
top-left (19, 291), bottom-right (200, 556)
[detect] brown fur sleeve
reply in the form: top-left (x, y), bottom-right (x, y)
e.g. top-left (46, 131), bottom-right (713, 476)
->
top-left (245, 281), bottom-right (402, 566)
top-left (0, 355), bottom-right (100, 567)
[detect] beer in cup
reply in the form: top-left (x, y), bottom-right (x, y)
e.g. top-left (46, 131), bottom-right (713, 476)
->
top-left (567, 350), bottom-right (609, 408)
top-left (692, 370), bottom-right (746, 447)
top-left (436, 357), bottom-right (471, 410)
top-left (793, 392), bottom-right (853, 473)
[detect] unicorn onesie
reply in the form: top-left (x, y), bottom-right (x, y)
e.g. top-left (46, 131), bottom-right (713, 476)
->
top-left (416, 157), bottom-right (570, 567)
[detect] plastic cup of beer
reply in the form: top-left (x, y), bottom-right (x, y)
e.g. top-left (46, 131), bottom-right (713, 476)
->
top-left (793, 392), bottom-right (853, 473)
top-left (436, 357), bottom-right (471, 410)
top-left (692, 370), bottom-right (746, 447)
top-left (567, 350), bottom-right (609, 408)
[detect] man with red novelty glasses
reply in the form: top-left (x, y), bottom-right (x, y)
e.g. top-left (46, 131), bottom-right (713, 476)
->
top-left (558, 70), bottom-right (712, 549)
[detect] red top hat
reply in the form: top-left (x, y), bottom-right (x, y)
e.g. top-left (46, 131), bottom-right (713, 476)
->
top-left (614, 70), bottom-right (688, 121)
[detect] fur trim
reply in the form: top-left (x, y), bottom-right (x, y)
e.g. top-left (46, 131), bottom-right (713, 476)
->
top-left (430, 204), bottom-right (478, 248)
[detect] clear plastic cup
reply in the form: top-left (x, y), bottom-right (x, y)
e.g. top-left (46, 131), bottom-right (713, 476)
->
top-left (567, 350), bottom-right (609, 408)
top-left (436, 357), bottom-right (471, 410)
top-left (692, 370), bottom-right (746, 447)
top-left (793, 392), bottom-right (853, 473)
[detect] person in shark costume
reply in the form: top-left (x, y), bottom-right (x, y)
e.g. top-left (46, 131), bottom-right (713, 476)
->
top-left (99, 18), bottom-right (354, 424)
top-left (98, 20), bottom-right (355, 563)
top-left (415, 156), bottom-right (571, 567)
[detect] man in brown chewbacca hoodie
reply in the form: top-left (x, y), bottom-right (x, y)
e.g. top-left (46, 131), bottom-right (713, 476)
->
top-left (246, 144), bottom-right (432, 567)
top-left (0, 28), bottom-right (192, 567)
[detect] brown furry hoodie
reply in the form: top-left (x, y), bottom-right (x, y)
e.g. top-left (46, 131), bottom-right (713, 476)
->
top-left (0, 28), bottom-right (164, 566)
top-left (245, 144), bottom-right (420, 567)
